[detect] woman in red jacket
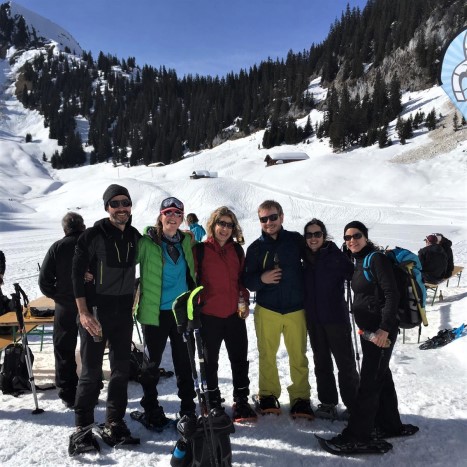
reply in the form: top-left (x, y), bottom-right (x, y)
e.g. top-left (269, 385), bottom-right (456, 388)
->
top-left (193, 206), bottom-right (257, 422)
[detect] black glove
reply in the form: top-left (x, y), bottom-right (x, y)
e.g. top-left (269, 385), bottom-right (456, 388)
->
top-left (172, 286), bottom-right (204, 333)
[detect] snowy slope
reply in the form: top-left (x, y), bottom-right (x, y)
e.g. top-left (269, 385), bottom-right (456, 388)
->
top-left (1, 39), bottom-right (467, 467)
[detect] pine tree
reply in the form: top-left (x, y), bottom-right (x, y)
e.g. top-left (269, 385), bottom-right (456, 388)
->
top-left (453, 112), bottom-right (459, 131)
top-left (425, 108), bottom-right (437, 131)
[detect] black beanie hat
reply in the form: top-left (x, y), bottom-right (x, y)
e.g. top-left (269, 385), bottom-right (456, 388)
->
top-left (103, 184), bottom-right (131, 208)
top-left (344, 220), bottom-right (369, 239)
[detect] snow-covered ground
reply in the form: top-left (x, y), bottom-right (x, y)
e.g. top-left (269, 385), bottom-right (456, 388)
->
top-left (1, 47), bottom-right (467, 465)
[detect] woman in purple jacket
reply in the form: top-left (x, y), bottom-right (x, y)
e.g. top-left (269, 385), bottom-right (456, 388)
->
top-left (303, 218), bottom-right (359, 420)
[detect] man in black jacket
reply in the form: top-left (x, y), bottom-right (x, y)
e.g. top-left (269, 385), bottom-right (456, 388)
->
top-left (39, 212), bottom-right (86, 408)
top-left (69, 184), bottom-right (141, 456)
top-left (418, 235), bottom-right (448, 283)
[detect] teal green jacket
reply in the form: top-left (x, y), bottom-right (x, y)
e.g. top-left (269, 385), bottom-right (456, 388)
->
top-left (136, 227), bottom-right (196, 326)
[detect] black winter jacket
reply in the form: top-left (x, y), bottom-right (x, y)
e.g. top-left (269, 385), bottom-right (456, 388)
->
top-left (351, 244), bottom-right (399, 333)
top-left (418, 244), bottom-right (448, 282)
top-left (39, 231), bottom-right (81, 306)
top-left (243, 227), bottom-right (305, 314)
top-left (0, 250), bottom-right (5, 275)
top-left (303, 241), bottom-right (354, 326)
top-left (439, 237), bottom-right (454, 278)
top-left (72, 217), bottom-right (141, 310)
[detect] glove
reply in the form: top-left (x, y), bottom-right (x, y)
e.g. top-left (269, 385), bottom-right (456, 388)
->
top-left (172, 286), bottom-right (204, 333)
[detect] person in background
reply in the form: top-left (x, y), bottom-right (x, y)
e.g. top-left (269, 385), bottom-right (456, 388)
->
top-left (69, 184), bottom-right (141, 455)
top-left (186, 213), bottom-right (206, 242)
top-left (418, 235), bottom-right (448, 284)
top-left (135, 197), bottom-right (197, 429)
top-left (321, 220), bottom-right (418, 453)
top-left (243, 200), bottom-right (313, 419)
top-left (39, 212), bottom-right (86, 409)
top-left (303, 218), bottom-right (359, 421)
top-left (0, 250), bottom-right (5, 286)
top-left (433, 233), bottom-right (454, 278)
top-left (193, 206), bottom-right (257, 422)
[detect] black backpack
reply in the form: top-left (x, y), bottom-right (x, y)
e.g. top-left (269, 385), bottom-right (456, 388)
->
top-left (128, 342), bottom-right (174, 383)
top-left (0, 343), bottom-right (33, 395)
top-left (171, 412), bottom-right (235, 466)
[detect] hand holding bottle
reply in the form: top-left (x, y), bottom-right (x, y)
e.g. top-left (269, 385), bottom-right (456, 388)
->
top-left (237, 292), bottom-right (249, 319)
top-left (358, 329), bottom-right (391, 348)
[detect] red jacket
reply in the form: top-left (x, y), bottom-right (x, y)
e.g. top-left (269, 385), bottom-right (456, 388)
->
top-left (194, 237), bottom-right (249, 318)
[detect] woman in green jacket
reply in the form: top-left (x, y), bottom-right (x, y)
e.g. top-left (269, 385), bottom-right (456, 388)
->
top-left (135, 197), bottom-right (197, 430)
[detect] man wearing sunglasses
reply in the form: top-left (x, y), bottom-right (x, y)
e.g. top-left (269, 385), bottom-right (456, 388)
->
top-left (243, 200), bottom-right (312, 419)
top-left (69, 184), bottom-right (141, 455)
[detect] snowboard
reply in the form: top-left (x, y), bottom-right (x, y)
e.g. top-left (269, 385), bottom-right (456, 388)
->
top-left (315, 434), bottom-right (393, 455)
top-left (252, 395), bottom-right (281, 416)
top-left (130, 410), bottom-right (177, 432)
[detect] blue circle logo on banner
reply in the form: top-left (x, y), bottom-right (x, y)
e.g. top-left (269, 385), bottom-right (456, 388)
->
top-left (441, 28), bottom-right (467, 119)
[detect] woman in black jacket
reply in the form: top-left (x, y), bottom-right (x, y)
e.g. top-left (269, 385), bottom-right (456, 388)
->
top-left (303, 219), bottom-right (358, 420)
top-left (323, 221), bottom-right (418, 453)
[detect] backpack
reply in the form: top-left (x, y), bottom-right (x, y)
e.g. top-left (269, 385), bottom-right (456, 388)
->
top-left (171, 412), bottom-right (235, 466)
top-left (128, 342), bottom-right (174, 383)
top-left (0, 343), bottom-right (33, 395)
top-left (363, 247), bottom-right (428, 329)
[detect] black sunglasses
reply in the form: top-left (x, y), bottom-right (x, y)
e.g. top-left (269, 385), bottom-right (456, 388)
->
top-left (344, 232), bottom-right (363, 241)
top-left (305, 231), bottom-right (323, 239)
top-left (259, 213), bottom-right (279, 223)
top-left (108, 199), bottom-right (132, 208)
top-left (216, 220), bottom-right (235, 229)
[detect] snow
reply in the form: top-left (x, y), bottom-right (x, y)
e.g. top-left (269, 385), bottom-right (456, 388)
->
top-left (1, 45), bottom-right (467, 467)
top-left (9, 2), bottom-right (82, 56)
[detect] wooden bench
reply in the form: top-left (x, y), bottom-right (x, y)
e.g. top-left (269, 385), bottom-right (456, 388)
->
top-left (425, 265), bottom-right (464, 305)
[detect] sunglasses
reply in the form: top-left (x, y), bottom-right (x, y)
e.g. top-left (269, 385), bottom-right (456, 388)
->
top-left (259, 213), bottom-right (279, 223)
top-left (344, 232), bottom-right (363, 241)
top-left (162, 209), bottom-right (183, 218)
top-left (161, 197), bottom-right (184, 211)
top-left (216, 220), bottom-right (235, 229)
top-left (108, 199), bottom-right (131, 208)
top-left (305, 231), bottom-right (323, 239)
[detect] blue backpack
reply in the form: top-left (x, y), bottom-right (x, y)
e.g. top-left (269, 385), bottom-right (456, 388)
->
top-left (363, 247), bottom-right (428, 329)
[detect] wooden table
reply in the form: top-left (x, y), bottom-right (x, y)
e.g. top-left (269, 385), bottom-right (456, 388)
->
top-left (0, 296), bottom-right (55, 354)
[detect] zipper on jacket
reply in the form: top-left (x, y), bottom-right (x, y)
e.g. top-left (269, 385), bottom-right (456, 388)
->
top-left (262, 251), bottom-right (269, 269)
top-left (100, 260), bottom-right (103, 285)
top-left (114, 242), bottom-right (121, 263)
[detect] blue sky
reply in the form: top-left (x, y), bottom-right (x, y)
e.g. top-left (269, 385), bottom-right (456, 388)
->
top-left (16, 0), bottom-right (368, 77)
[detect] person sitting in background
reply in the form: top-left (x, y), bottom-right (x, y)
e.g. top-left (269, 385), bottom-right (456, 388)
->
top-left (186, 213), bottom-right (206, 242)
top-left (433, 233), bottom-right (454, 278)
top-left (39, 212), bottom-right (86, 409)
top-left (303, 219), bottom-right (359, 421)
top-left (418, 235), bottom-right (448, 284)
top-left (0, 249), bottom-right (5, 286)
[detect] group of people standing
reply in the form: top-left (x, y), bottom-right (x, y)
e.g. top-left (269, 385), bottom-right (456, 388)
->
top-left (35, 183), bottom-right (421, 456)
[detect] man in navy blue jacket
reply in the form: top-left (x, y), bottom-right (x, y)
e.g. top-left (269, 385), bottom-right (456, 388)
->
top-left (243, 200), bottom-right (312, 418)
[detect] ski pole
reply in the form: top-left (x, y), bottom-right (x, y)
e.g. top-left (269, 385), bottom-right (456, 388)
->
top-left (194, 328), bottom-right (219, 467)
top-left (183, 330), bottom-right (218, 467)
top-left (347, 281), bottom-right (361, 375)
top-left (13, 283), bottom-right (44, 415)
